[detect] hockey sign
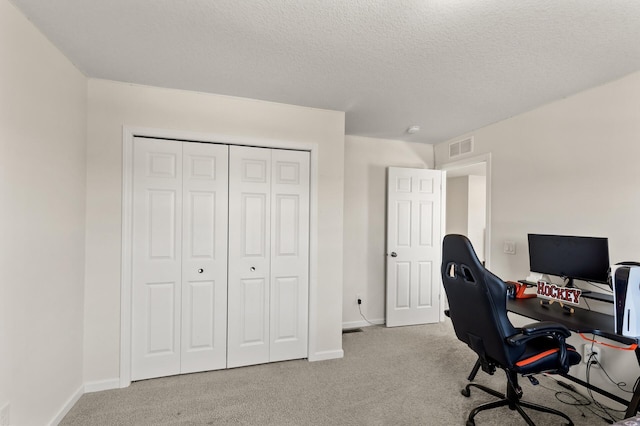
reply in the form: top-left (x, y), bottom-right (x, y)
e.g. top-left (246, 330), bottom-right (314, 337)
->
top-left (536, 281), bottom-right (582, 306)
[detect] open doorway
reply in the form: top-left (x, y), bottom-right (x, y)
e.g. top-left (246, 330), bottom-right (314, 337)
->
top-left (439, 154), bottom-right (491, 268)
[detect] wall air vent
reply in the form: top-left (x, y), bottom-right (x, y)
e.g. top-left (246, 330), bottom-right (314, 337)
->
top-left (449, 137), bottom-right (474, 159)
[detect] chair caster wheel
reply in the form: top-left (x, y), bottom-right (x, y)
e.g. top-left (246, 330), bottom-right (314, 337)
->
top-left (461, 388), bottom-right (471, 397)
top-left (466, 420), bottom-right (475, 426)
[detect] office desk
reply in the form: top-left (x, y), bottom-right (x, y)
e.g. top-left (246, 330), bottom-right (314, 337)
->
top-left (507, 297), bottom-right (640, 418)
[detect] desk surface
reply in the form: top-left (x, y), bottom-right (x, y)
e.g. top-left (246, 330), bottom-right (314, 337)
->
top-left (507, 297), bottom-right (637, 345)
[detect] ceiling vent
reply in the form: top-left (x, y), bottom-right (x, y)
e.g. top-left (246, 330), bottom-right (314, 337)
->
top-left (449, 137), bottom-right (474, 158)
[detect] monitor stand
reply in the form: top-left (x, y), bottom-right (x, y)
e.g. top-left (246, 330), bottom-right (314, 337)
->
top-left (564, 277), bottom-right (591, 294)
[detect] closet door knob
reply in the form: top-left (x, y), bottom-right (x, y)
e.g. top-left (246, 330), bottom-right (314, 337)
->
top-left (198, 268), bottom-right (204, 273)
top-left (250, 267), bottom-right (256, 272)
top-left (390, 252), bottom-right (397, 257)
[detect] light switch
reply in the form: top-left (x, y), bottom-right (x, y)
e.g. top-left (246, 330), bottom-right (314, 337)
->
top-left (503, 241), bottom-right (516, 255)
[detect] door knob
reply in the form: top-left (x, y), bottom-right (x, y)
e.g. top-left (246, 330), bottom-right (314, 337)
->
top-left (250, 267), bottom-right (256, 271)
top-left (390, 252), bottom-right (397, 257)
top-left (198, 268), bottom-right (204, 273)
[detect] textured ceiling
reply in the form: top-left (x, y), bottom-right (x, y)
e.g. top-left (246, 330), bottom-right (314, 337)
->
top-left (10, 0), bottom-right (640, 144)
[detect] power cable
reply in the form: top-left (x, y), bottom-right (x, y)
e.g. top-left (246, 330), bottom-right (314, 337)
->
top-left (358, 302), bottom-right (382, 327)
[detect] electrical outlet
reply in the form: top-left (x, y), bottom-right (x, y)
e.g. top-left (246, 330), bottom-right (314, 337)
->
top-left (583, 344), bottom-right (601, 368)
top-left (356, 294), bottom-right (362, 305)
top-left (0, 403), bottom-right (10, 426)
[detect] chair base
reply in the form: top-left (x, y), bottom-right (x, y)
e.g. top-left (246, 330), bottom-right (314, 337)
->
top-left (462, 374), bottom-right (574, 426)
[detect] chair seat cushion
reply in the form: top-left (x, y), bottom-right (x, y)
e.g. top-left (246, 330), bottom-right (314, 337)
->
top-left (513, 337), bottom-right (581, 374)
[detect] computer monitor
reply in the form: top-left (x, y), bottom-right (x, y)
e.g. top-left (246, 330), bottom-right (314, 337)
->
top-left (527, 234), bottom-right (610, 287)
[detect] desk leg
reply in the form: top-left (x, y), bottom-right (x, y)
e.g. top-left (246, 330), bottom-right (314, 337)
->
top-left (625, 347), bottom-right (640, 418)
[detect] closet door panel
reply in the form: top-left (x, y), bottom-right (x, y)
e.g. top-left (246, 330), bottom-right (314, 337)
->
top-left (270, 150), bottom-right (310, 362)
top-left (228, 146), bottom-right (271, 368)
top-left (181, 142), bottom-right (229, 373)
top-left (239, 277), bottom-right (268, 343)
top-left (132, 137), bottom-right (183, 380)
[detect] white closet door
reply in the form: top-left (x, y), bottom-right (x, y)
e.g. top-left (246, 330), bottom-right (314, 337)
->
top-left (180, 142), bottom-right (229, 373)
top-left (269, 149), bottom-right (309, 362)
top-left (228, 146), bottom-right (272, 368)
top-left (132, 137), bottom-right (183, 380)
top-left (132, 138), bottom-right (229, 380)
top-left (133, 140), bottom-right (309, 376)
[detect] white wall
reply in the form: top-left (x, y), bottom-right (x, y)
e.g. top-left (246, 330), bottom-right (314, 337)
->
top-left (436, 71), bottom-right (640, 283)
top-left (467, 175), bottom-right (486, 261)
top-left (0, 1), bottom-right (88, 424)
top-left (446, 175), bottom-right (486, 261)
top-left (446, 177), bottom-right (469, 236)
top-left (84, 80), bottom-right (345, 384)
top-left (435, 70), bottom-right (640, 405)
top-left (342, 136), bottom-right (434, 328)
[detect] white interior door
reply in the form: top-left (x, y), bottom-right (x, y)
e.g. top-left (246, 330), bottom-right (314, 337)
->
top-left (180, 142), bottom-right (229, 373)
top-left (132, 138), bottom-right (229, 380)
top-left (228, 146), bottom-right (272, 368)
top-left (386, 167), bottom-right (443, 327)
top-left (269, 149), bottom-right (309, 362)
top-left (132, 138), bottom-right (183, 380)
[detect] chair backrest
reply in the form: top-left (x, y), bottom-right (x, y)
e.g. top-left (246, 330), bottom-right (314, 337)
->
top-left (441, 234), bottom-right (523, 368)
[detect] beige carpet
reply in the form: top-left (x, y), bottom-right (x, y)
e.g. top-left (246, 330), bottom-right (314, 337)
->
top-left (62, 321), bottom-right (614, 425)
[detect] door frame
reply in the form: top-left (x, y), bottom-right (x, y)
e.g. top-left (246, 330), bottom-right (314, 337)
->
top-left (438, 153), bottom-right (492, 270)
top-left (119, 126), bottom-right (318, 387)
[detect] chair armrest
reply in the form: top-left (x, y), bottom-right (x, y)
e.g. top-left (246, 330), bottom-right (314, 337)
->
top-left (506, 321), bottom-right (571, 346)
top-left (521, 321), bottom-right (571, 338)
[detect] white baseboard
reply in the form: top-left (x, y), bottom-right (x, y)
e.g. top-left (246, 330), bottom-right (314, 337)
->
top-left (308, 349), bottom-right (344, 362)
top-left (47, 378), bottom-right (119, 425)
top-left (48, 384), bottom-right (83, 426)
top-left (84, 378), bottom-right (120, 393)
top-left (342, 318), bottom-right (385, 329)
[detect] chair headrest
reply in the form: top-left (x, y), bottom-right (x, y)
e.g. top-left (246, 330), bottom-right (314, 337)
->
top-left (443, 234), bottom-right (483, 269)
